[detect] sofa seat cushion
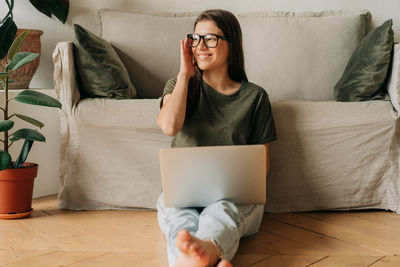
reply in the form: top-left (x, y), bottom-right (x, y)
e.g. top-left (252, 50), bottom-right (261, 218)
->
top-left (63, 97), bottom-right (172, 210)
top-left (267, 100), bottom-right (399, 212)
top-left (63, 97), bottom-right (399, 211)
top-left (76, 98), bottom-right (161, 129)
top-left (100, 9), bottom-right (371, 101)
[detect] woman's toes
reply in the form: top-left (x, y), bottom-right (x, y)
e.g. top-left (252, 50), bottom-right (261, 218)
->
top-left (175, 229), bottom-right (192, 252)
top-left (177, 229), bottom-right (191, 242)
top-left (189, 241), bottom-right (201, 254)
top-left (183, 240), bottom-right (190, 251)
top-left (193, 242), bottom-right (205, 256)
top-left (218, 259), bottom-right (233, 267)
top-left (174, 230), bottom-right (211, 265)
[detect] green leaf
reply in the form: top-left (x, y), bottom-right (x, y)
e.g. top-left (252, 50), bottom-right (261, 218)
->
top-left (15, 114), bottom-right (44, 129)
top-left (15, 90), bottom-right (62, 109)
top-left (13, 140), bottom-right (34, 168)
top-left (0, 120), bottom-right (14, 132)
top-left (29, 0), bottom-right (69, 24)
top-left (0, 150), bottom-right (12, 170)
top-left (9, 128), bottom-right (45, 142)
top-left (7, 30), bottom-right (29, 63)
top-left (8, 52), bottom-right (39, 71)
top-left (0, 17), bottom-right (17, 60)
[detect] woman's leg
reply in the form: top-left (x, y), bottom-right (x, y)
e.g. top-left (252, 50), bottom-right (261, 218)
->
top-left (195, 200), bottom-right (264, 261)
top-left (157, 192), bottom-right (201, 266)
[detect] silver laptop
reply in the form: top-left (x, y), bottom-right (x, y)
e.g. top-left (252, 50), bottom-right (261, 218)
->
top-left (159, 144), bottom-right (266, 208)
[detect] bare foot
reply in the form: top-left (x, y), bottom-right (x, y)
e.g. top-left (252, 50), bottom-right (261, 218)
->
top-left (174, 229), bottom-right (221, 267)
top-left (218, 259), bottom-right (233, 267)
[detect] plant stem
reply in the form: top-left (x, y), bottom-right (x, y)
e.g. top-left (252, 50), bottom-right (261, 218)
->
top-left (4, 66), bottom-right (8, 152)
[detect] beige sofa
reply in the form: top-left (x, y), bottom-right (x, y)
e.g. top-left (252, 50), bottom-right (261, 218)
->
top-left (53, 9), bottom-right (400, 213)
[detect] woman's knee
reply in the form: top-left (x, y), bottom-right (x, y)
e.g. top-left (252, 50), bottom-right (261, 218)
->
top-left (205, 199), bottom-right (239, 213)
top-left (201, 200), bottom-right (242, 228)
top-left (240, 204), bottom-right (264, 237)
top-left (157, 194), bottom-right (201, 237)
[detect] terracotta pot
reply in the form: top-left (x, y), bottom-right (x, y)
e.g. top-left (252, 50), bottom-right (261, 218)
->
top-left (0, 162), bottom-right (38, 219)
top-left (0, 29), bottom-right (43, 89)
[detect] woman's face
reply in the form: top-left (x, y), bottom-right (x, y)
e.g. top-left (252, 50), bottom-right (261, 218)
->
top-left (192, 20), bottom-right (229, 72)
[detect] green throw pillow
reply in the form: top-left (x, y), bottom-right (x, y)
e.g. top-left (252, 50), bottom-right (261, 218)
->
top-left (73, 24), bottom-right (137, 99)
top-left (334, 19), bottom-right (394, 101)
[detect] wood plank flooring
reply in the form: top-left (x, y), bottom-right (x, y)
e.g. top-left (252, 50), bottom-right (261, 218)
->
top-left (0, 195), bottom-right (399, 266)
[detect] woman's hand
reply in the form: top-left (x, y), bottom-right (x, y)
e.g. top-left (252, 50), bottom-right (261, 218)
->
top-left (178, 37), bottom-right (196, 78)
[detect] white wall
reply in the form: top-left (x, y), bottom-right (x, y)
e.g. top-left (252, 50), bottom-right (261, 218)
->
top-left (2, 0), bottom-right (399, 197)
top-left (0, 90), bottom-right (60, 198)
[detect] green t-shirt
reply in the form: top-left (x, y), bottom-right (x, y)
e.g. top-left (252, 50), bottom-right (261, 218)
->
top-left (162, 78), bottom-right (277, 147)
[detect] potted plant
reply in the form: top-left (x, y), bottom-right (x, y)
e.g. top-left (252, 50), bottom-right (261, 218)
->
top-left (0, 30), bottom-right (62, 219)
top-left (0, 0), bottom-right (69, 88)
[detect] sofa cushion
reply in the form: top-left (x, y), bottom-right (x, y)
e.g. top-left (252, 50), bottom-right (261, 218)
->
top-left (76, 97), bottom-right (161, 129)
top-left (99, 10), bottom-right (196, 99)
top-left (99, 9), bottom-right (371, 101)
top-left (334, 20), bottom-right (394, 101)
top-left (73, 24), bottom-right (137, 99)
top-left (267, 100), bottom-right (398, 212)
top-left (241, 10), bottom-right (371, 101)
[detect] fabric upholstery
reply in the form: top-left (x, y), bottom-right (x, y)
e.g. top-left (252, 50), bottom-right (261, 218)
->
top-left (76, 97), bottom-right (162, 129)
top-left (99, 9), bottom-right (371, 101)
top-left (53, 7), bottom-right (400, 213)
top-left (334, 20), bottom-right (394, 101)
top-left (268, 100), bottom-right (399, 212)
top-left (388, 43), bottom-right (400, 113)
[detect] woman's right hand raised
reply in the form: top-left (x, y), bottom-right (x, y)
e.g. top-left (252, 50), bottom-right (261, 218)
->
top-left (178, 37), bottom-right (196, 78)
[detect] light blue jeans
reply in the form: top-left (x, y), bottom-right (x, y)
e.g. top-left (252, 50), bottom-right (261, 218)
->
top-left (157, 192), bottom-right (264, 266)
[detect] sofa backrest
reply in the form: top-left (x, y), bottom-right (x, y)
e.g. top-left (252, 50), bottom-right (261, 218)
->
top-left (99, 9), bottom-right (371, 100)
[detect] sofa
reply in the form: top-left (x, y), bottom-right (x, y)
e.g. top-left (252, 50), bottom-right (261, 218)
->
top-left (53, 9), bottom-right (400, 213)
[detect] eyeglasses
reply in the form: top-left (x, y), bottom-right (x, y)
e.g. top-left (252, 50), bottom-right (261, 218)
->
top-left (186, 33), bottom-right (229, 48)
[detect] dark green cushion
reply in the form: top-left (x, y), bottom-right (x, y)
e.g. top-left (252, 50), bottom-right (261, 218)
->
top-left (334, 19), bottom-right (394, 101)
top-left (73, 24), bottom-right (137, 99)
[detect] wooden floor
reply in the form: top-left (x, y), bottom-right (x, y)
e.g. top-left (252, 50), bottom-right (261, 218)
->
top-left (0, 196), bottom-right (399, 267)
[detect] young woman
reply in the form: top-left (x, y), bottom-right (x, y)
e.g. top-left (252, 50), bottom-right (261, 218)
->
top-left (157, 9), bottom-right (277, 267)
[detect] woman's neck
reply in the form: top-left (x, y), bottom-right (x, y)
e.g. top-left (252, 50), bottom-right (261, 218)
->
top-left (203, 67), bottom-right (241, 95)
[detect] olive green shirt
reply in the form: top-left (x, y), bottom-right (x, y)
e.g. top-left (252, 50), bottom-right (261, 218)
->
top-left (162, 78), bottom-right (277, 147)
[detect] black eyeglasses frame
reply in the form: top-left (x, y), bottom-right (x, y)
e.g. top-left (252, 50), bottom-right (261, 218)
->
top-left (186, 33), bottom-right (229, 48)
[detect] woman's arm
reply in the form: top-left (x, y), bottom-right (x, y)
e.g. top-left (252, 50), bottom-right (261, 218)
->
top-left (157, 38), bottom-right (195, 136)
top-left (264, 143), bottom-right (270, 175)
top-left (157, 74), bottom-right (190, 136)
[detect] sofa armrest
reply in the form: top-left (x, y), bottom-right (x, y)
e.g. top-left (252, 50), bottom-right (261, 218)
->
top-left (53, 41), bottom-right (80, 115)
top-left (387, 43), bottom-right (400, 115)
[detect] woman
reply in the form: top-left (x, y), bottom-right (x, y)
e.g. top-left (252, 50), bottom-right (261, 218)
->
top-left (157, 9), bottom-right (277, 267)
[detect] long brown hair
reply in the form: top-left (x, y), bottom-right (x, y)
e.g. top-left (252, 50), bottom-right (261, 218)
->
top-left (186, 9), bottom-right (248, 118)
